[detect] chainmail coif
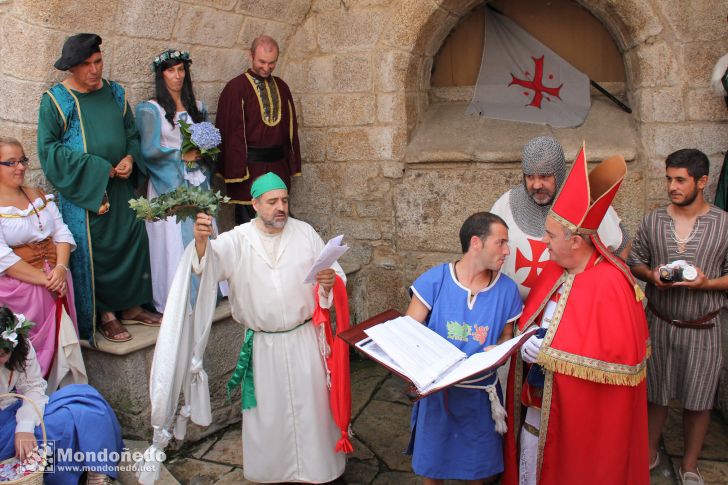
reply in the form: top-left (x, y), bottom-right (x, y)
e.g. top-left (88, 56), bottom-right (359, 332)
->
top-left (508, 136), bottom-right (566, 238)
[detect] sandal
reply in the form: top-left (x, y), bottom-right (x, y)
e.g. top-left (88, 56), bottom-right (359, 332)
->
top-left (120, 308), bottom-right (163, 327)
top-left (679, 468), bottom-right (704, 485)
top-left (98, 317), bottom-right (133, 343)
top-left (649, 452), bottom-right (660, 471)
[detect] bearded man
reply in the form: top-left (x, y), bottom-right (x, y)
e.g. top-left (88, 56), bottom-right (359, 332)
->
top-left (189, 172), bottom-right (346, 482)
top-left (216, 35), bottom-right (301, 225)
top-left (629, 149), bottom-right (728, 485)
top-left (491, 136), bottom-right (628, 299)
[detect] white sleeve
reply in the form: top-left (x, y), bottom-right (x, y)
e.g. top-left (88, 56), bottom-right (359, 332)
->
top-left (47, 200), bottom-right (76, 250)
top-left (191, 230), bottom-right (238, 281)
top-left (191, 251), bottom-right (207, 275)
top-left (14, 345), bottom-right (49, 434)
top-left (0, 226), bottom-right (21, 274)
top-left (318, 285), bottom-right (334, 309)
top-left (597, 206), bottom-right (623, 251)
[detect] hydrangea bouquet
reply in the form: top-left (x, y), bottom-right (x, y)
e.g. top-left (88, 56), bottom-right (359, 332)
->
top-left (129, 186), bottom-right (230, 224)
top-left (178, 119), bottom-right (222, 169)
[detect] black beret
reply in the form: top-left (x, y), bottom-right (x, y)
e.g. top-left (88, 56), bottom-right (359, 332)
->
top-left (54, 33), bottom-right (102, 71)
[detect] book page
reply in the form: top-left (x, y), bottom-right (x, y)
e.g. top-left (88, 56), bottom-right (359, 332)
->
top-left (419, 329), bottom-right (538, 394)
top-left (355, 338), bottom-right (408, 376)
top-left (365, 316), bottom-right (466, 390)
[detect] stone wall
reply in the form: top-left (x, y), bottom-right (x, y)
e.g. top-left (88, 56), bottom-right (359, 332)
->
top-left (0, 0), bottom-right (310, 188)
top-left (1, 0), bottom-right (728, 417)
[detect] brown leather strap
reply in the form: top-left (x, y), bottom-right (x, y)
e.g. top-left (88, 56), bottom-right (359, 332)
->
top-left (647, 301), bottom-right (718, 329)
top-left (24, 185), bottom-right (48, 205)
top-left (523, 422), bottom-right (540, 437)
top-left (11, 237), bottom-right (57, 270)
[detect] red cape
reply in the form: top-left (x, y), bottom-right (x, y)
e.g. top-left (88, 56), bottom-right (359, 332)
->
top-left (313, 276), bottom-right (354, 454)
top-left (503, 251), bottom-right (649, 485)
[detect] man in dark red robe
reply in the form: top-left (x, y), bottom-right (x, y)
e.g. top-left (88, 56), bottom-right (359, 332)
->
top-left (503, 146), bottom-right (650, 485)
top-left (216, 35), bottom-right (301, 224)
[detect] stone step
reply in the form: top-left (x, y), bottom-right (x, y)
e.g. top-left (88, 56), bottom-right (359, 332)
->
top-left (118, 440), bottom-right (180, 485)
top-left (80, 302), bottom-right (233, 355)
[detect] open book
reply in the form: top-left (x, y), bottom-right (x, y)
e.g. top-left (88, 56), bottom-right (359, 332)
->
top-left (340, 312), bottom-right (536, 398)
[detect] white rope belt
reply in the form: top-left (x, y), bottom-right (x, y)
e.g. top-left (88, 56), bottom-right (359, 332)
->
top-left (454, 372), bottom-right (507, 434)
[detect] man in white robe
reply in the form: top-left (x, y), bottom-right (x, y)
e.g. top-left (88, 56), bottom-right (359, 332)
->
top-left (192, 172), bottom-right (346, 483)
top-left (491, 136), bottom-right (627, 300)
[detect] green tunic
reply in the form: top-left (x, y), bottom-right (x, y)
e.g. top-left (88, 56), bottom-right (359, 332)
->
top-left (37, 81), bottom-right (153, 314)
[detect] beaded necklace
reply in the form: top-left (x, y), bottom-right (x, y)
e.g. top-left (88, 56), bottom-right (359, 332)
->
top-left (19, 188), bottom-right (44, 232)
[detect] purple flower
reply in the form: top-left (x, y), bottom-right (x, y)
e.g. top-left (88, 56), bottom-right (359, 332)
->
top-left (189, 122), bottom-right (222, 150)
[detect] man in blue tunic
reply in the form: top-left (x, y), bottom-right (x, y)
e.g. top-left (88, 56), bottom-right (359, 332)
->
top-left (406, 212), bottom-right (523, 484)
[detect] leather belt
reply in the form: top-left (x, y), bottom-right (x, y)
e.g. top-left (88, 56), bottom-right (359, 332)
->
top-left (647, 301), bottom-right (719, 329)
top-left (247, 145), bottom-right (285, 162)
top-left (12, 236), bottom-right (57, 270)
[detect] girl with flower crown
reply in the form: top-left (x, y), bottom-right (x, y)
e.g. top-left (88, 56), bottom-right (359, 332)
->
top-left (135, 50), bottom-right (227, 312)
top-left (0, 137), bottom-right (87, 391)
top-left (0, 306), bottom-right (123, 485)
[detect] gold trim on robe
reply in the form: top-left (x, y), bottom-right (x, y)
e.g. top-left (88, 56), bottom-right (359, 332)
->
top-left (244, 72), bottom-right (282, 127)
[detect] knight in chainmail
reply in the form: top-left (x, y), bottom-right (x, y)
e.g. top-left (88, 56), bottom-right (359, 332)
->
top-left (491, 136), bottom-right (628, 299)
top-left (509, 136), bottom-right (567, 238)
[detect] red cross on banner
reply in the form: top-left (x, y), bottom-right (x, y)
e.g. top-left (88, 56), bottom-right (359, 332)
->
top-left (466, 9), bottom-right (591, 128)
top-left (509, 56), bottom-right (563, 108)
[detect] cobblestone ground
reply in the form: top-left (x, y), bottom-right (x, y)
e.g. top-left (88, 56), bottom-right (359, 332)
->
top-left (161, 359), bottom-right (728, 484)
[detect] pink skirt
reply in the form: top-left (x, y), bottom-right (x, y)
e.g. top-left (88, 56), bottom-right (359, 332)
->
top-left (0, 273), bottom-right (78, 376)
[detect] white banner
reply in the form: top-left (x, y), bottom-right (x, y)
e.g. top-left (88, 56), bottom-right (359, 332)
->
top-left (467, 9), bottom-right (591, 128)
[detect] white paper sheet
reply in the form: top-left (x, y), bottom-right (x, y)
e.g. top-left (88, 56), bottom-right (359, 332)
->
top-left (355, 338), bottom-right (408, 376)
top-left (365, 316), bottom-right (466, 390)
top-left (303, 234), bottom-right (349, 284)
top-left (419, 329), bottom-right (538, 394)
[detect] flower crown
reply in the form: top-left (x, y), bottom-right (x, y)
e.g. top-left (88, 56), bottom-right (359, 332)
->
top-left (151, 50), bottom-right (191, 71)
top-left (0, 307), bottom-right (35, 351)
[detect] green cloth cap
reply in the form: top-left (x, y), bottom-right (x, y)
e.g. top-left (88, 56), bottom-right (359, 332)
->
top-left (250, 172), bottom-right (288, 199)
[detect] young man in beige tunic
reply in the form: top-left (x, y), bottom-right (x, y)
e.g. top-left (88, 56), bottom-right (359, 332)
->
top-left (192, 172), bottom-right (346, 483)
top-left (629, 148), bottom-right (728, 485)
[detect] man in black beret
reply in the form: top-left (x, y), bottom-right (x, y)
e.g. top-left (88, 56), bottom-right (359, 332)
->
top-left (37, 33), bottom-right (160, 347)
top-left (53, 33), bottom-right (102, 72)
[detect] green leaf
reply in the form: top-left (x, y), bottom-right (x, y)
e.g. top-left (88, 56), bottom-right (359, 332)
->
top-left (128, 186), bottom-right (231, 223)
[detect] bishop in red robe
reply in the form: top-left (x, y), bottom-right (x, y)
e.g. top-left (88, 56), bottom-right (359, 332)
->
top-left (503, 146), bottom-right (650, 485)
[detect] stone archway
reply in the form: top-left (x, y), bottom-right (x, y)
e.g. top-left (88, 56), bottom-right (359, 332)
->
top-left (378, 0), bottom-right (672, 133)
top-left (373, 0), bottom-right (649, 287)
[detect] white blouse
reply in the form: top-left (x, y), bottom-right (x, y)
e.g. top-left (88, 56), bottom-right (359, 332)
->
top-left (0, 344), bottom-right (49, 433)
top-left (0, 195), bottom-right (76, 274)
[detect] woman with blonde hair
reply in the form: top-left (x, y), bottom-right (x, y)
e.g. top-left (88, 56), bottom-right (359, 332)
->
top-left (0, 137), bottom-right (86, 391)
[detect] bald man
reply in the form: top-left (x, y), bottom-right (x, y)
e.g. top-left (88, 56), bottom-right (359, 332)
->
top-left (216, 35), bottom-right (302, 224)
